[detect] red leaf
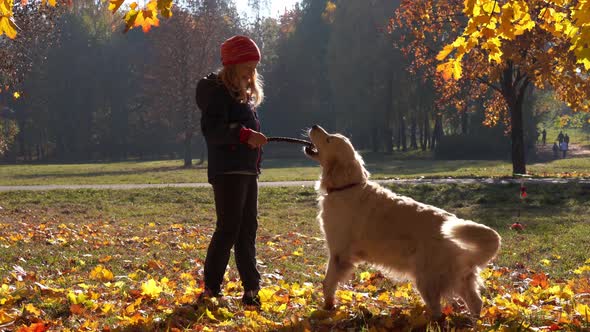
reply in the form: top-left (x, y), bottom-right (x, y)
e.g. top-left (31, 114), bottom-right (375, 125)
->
top-left (16, 323), bottom-right (49, 332)
top-left (530, 272), bottom-right (549, 289)
top-left (442, 304), bottom-right (454, 315)
top-left (69, 304), bottom-right (84, 315)
top-left (129, 289), bottom-right (143, 298)
top-left (520, 185), bottom-right (527, 198)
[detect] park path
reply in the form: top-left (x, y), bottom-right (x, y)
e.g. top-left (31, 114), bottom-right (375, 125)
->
top-left (2, 141), bottom-right (589, 192)
top-left (0, 177), bottom-right (589, 192)
top-left (535, 141), bottom-right (590, 161)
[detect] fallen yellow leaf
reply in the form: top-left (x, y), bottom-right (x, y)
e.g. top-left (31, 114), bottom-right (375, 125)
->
top-left (141, 278), bottom-right (162, 298)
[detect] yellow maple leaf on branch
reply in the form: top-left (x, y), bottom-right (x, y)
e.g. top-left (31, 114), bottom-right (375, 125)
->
top-left (1, 0), bottom-right (175, 38)
top-left (110, 0), bottom-right (172, 33)
top-left (108, 0), bottom-right (124, 13)
top-left (437, 57), bottom-right (463, 81)
top-left (435, 0), bottom-right (590, 79)
top-left (0, 16), bottom-right (16, 38)
top-left (0, 0), bottom-right (17, 39)
top-left (1, 0), bottom-right (58, 39)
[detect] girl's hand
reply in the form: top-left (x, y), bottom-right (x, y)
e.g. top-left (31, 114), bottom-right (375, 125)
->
top-left (247, 131), bottom-right (267, 148)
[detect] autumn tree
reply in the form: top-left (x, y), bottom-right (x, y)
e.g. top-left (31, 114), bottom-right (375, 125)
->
top-left (144, 0), bottom-right (239, 167)
top-left (0, 0), bottom-right (62, 157)
top-left (393, 0), bottom-right (590, 174)
top-left (262, 0), bottom-right (439, 153)
top-left (0, 106), bottom-right (18, 157)
top-left (262, 0), bottom-right (334, 138)
top-left (5, 1), bottom-right (157, 162)
top-left (0, 0), bottom-right (171, 40)
top-left (327, 0), bottom-right (404, 152)
top-left (0, 2), bottom-right (61, 86)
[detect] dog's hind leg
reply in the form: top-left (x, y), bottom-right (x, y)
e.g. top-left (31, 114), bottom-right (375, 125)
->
top-left (322, 253), bottom-right (354, 310)
top-left (415, 276), bottom-right (442, 319)
top-left (458, 273), bottom-right (483, 318)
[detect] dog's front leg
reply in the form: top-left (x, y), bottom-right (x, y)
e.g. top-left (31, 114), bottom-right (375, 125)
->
top-left (322, 253), bottom-right (354, 310)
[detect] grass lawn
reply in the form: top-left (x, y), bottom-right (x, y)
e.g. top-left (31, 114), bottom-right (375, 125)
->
top-left (1, 183), bottom-right (589, 331)
top-left (1, 155), bottom-right (590, 186)
top-left (1, 127), bottom-right (589, 187)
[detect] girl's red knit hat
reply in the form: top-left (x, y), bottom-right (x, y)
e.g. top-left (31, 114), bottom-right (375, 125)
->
top-left (220, 35), bottom-right (261, 66)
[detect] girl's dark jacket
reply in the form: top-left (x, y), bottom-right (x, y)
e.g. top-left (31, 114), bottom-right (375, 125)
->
top-left (196, 73), bottom-right (261, 183)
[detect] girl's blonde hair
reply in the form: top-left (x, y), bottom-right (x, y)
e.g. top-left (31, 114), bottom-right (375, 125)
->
top-left (219, 64), bottom-right (264, 108)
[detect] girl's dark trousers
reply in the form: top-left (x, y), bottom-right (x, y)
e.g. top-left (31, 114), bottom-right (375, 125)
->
top-left (204, 174), bottom-right (260, 294)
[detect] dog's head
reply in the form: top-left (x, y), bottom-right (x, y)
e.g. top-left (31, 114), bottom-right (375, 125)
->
top-left (304, 125), bottom-right (369, 192)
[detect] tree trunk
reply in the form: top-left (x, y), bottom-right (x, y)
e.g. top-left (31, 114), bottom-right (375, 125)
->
top-left (501, 62), bottom-right (529, 175)
top-left (183, 132), bottom-right (193, 168)
top-left (384, 127), bottom-right (393, 154)
top-left (396, 122), bottom-right (401, 151)
top-left (371, 127), bottom-right (379, 152)
top-left (384, 70), bottom-right (394, 154)
top-left (461, 106), bottom-right (468, 135)
top-left (509, 104), bottom-right (526, 174)
top-left (56, 135), bottom-right (65, 160)
top-left (195, 138), bottom-right (206, 166)
top-left (40, 131), bottom-right (46, 160)
top-left (400, 115), bottom-right (407, 152)
top-left (419, 116), bottom-right (424, 150)
top-left (410, 116), bottom-right (418, 149)
top-left (17, 119), bottom-right (26, 160)
top-left (423, 113), bottom-right (430, 150)
top-left (432, 113), bottom-right (443, 150)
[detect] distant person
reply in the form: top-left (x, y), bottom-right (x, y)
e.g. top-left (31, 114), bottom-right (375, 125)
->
top-left (560, 140), bottom-right (568, 158)
top-left (553, 142), bottom-right (559, 159)
top-left (542, 129), bottom-right (547, 146)
top-left (564, 133), bottom-right (570, 144)
top-left (558, 131), bottom-right (564, 144)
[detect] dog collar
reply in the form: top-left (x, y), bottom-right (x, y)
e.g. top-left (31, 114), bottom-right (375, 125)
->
top-left (326, 182), bottom-right (362, 194)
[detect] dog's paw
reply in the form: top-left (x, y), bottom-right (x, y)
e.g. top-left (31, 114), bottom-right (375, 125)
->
top-left (323, 300), bottom-right (335, 311)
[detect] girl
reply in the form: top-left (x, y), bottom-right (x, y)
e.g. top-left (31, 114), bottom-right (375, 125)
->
top-left (195, 35), bottom-right (267, 307)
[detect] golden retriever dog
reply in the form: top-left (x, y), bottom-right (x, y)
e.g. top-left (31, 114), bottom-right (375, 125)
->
top-left (303, 125), bottom-right (501, 318)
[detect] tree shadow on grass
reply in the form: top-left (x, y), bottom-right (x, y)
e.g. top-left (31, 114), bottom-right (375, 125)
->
top-left (112, 303), bottom-right (475, 332)
top-left (274, 309), bottom-right (465, 332)
top-left (112, 303), bottom-right (203, 332)
top-left (369, 159), bottom-right (509, 178)
top-left (385, 182), bottom-right (590, 223)
top-left (263, 158), bottom-right (317, 169)
top-left (10, 165), bottom-right (207, 180)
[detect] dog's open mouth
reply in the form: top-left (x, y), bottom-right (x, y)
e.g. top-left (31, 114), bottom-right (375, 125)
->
top-left (304, 144), bottom-right (318, 157)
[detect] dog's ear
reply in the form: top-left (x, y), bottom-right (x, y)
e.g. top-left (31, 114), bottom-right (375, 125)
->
top-left (354, 151), bottom-right (371, 179)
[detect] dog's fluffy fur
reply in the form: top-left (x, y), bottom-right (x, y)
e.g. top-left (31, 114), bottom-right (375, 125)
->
top-left (304, 125), bottom-right (501, 318)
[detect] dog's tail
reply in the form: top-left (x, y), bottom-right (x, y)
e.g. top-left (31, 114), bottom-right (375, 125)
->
top-left (442, 219), bottom-right (501, 268)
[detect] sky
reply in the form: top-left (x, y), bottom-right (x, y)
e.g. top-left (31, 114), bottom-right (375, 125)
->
top-left (123, 1), bottom-right (300, 18)
top-left (234, 0), bottom-right (300, 18)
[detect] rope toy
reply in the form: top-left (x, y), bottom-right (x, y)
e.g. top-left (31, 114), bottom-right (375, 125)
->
top-left (267, 136), bottom-right (313, 146)
top-left (267, 137), bottom-right (317, 154)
